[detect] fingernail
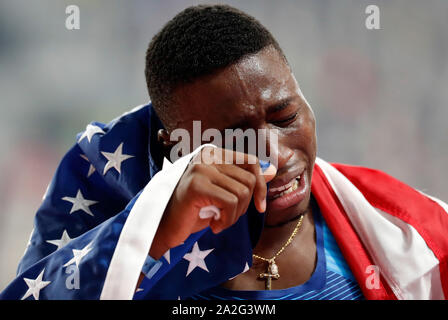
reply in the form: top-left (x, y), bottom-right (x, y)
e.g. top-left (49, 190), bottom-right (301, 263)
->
top-left (263, 164), bottom-right (277, 177)
top-left (261, 198), bottom-right (266, 212)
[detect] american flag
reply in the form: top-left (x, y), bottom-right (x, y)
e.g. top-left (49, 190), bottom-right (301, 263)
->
top-left (0, 103), bottom-right (267, 300)
top-left (1, 102), bottom-right (448, 300)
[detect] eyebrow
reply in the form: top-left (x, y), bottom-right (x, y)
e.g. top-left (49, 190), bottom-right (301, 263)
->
top-left (266, 96), bottom-right (295, 113)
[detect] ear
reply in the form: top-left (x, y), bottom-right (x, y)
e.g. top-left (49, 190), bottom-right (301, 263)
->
top-left (157, 129), bottom-right (175, 147)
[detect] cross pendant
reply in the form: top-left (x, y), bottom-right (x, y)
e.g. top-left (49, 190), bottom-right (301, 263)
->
top-left (258, 262), bottom-right (280, 290)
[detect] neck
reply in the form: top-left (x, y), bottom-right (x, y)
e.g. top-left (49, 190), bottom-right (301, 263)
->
top-left (253, 204), bottom-right (313, 262)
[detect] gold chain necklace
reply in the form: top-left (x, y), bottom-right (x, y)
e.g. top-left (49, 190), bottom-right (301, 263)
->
top-left (253, 214), bottom-right (305, 290)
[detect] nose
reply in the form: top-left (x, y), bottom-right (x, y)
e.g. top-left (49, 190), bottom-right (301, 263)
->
top-left (272, 141), bottom-right (294, 171)
top-left (258, 127), bottom-right (293, 170)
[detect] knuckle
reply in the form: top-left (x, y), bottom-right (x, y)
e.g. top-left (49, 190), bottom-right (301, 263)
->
top-left (187, 175), bottom-right (203, 193)
top-left (227, 194), bottom-right (239, 208)
top-left (239, 185), bottom-right (251, 199)
top-left (190, 163), bottom-right (201, 173)
top-left (190, 162), bottom-right (209, 175)
top-left (214, 162), bottom-right (226, 171)
top-left (246, 172), bottom-right (257, 188)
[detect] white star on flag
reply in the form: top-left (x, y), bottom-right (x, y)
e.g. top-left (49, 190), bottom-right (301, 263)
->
top-left (62, 189), bottom-right (98, 217)
top-left (21, 269), bottom-right (51, 300)
top-left (163, 250), bottom-right (170, 264)
top-left (80, 154), bottom-right (96, 178)
top-left (183, 242), bottom-right (214, 276)
top-left (101, 142), bottom-right (134, 175)
top-left (228, 262), bottom-right (250, 280)
top-left (46, 230), bottom-right (73, 250)
top-left (78, 124), bottom-right (105, 143)
top-left (63, 241), bottom-right (94, 268)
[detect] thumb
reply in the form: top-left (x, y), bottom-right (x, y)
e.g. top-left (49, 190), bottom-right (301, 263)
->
top-left (262, 164), bottom-right (277, 183)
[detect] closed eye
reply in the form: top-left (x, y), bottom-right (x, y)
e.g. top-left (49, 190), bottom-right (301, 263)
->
top-left (271, 112), bottom-right (298, 126)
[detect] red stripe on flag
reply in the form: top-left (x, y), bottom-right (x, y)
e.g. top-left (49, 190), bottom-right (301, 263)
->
top-left (330, 162), bottom-right (448, 299)
top-left (312, 163), bottom-right (397, 300)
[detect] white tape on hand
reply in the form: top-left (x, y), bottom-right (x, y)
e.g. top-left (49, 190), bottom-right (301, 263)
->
top-left (198, 205), bottom-right (221, 220)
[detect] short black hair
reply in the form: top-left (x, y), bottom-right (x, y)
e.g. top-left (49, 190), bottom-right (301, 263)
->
top-left (145, 4), bottom-right (286, 119)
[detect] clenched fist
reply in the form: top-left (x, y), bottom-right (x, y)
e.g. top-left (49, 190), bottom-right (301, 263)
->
top-left (150, 147), bottom-right (276, 259)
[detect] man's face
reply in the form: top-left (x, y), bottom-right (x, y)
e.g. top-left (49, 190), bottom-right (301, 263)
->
top-left (170, 45), bottom-right (317, 223)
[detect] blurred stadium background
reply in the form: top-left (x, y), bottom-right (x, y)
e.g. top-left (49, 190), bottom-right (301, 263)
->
top-left (0, 0), bottom-right (447, 290)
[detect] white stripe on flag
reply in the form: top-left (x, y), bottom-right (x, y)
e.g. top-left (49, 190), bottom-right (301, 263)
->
top-left (315, 157), bottom-right (444, 300)
top-left (100, 145), bottom-right (215, 299)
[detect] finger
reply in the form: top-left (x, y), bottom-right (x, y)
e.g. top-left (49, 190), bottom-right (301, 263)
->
top-left (236, 155), bottom-right (267, 214)
top-left (215, 162), bottom-right (256, 189)
top-left (262, 164), bottom-right (277, 183)
top-left (214, 164), bottom-right (257, 216)
top-left (214, 149), bottom-right (267, 213)
top-left (196, 180), bottom-right (239, 234)
top-left (210, 170), bottom-right (253, 223)
top-left (196, 163), bottom-right (252, 224)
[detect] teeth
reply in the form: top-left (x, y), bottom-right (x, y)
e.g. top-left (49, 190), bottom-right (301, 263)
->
top-left (272, 176), bottom-right (300, 199)
top-left (270, 180), bottom-right (294, 192)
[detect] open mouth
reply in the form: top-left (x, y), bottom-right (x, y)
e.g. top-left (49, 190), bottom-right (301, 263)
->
top-left (268, 175), bottom-right (301, 200)
top-left (266, 168), bottom-right (309, 211)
